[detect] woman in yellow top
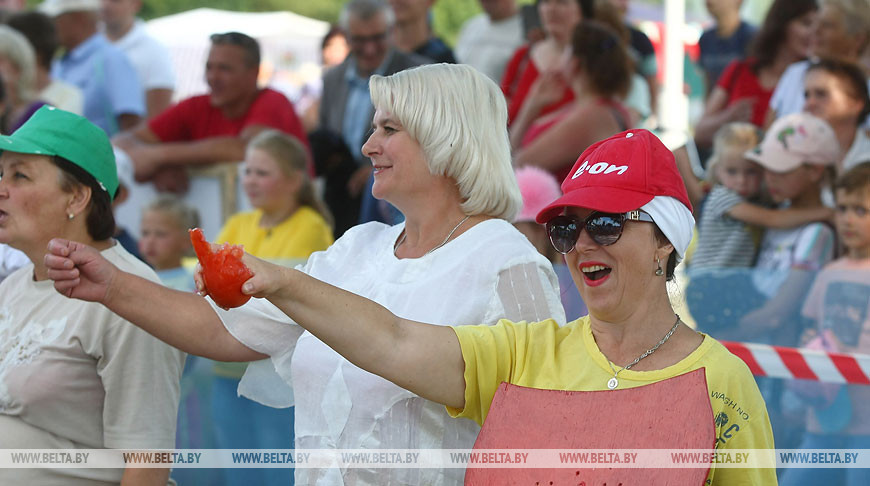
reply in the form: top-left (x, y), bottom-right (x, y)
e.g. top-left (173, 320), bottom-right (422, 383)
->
top-left (212, 129), bottom-right (333, 486)
top-left (217, 129), bottom-right (334, 262)
top-left (48, 129), bottom-right (776, 484)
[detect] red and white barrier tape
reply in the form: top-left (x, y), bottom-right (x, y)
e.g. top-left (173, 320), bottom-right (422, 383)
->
top-left (722, 341), bottom-right (870, 385)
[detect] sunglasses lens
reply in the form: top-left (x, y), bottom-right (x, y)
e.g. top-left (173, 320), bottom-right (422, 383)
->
top-left (586, 214), bottom-right (624, 246)
top-left (547, 216), bottom-right (580, 254)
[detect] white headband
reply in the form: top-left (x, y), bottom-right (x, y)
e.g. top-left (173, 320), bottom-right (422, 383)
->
top-left (640, 196), bottom-right (695, 263)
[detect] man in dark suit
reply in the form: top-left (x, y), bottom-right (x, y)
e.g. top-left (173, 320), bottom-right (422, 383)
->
top-left (319, 0), bottom-right (428, 225)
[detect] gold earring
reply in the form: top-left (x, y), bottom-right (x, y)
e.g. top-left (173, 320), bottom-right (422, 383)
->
top-left (655, 257), bottom-right (664, 276)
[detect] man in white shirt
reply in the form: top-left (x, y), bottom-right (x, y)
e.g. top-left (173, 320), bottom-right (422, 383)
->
top-left (455, 0), bottom-right (524, 82)
top-left (101, 0), bottom-right (175, 117)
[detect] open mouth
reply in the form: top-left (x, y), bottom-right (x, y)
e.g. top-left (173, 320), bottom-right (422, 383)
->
top-left (373, 165), bottom-right (392, 174)
top-left (0, 210), bottom-right (7, 223)
top-left (580, 264), bottom-right (612, 284)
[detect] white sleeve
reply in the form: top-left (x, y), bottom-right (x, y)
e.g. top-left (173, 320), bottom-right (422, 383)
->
top-left (145, 39), bottom-right (175, 90)
top-left (211, 296), bottom-right (305, 408)
top-left (490, 261), bottom-right (566, 325)
top-left (212, 296), bottom-right (303, 358)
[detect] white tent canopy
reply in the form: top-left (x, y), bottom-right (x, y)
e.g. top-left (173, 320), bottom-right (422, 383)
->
top-left (145, 8), bottom-right (329, 103)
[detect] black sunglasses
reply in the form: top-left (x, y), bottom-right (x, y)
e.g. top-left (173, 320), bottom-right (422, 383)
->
top-left (546, 210), bottom-right (655, 254)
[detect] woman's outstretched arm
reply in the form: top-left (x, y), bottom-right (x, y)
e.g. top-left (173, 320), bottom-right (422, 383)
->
top-left (242, 255), bottom-right (467, 410)
top-left (45, 238), bottom-right (265, 362)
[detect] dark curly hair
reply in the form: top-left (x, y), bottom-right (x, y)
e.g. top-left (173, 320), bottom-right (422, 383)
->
top-left (571, 20), bottom-right (632, 99)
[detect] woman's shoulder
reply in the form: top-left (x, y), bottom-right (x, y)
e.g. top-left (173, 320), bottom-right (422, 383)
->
top-left (459, 219), bottom-right (535, 250)
top-left (311, 221), bottom-right (399, 259)
top-left (696, 335), bottom-right (758, 384)
top-left (450, 219), bottom-right (556, 271)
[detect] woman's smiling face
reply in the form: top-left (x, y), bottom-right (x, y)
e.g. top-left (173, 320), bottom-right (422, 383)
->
top-left (562, 206), bottom-right (668, 321)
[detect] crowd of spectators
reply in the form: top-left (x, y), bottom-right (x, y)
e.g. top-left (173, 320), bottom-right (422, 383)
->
top-left (0, 0), bottom-right (869, 484)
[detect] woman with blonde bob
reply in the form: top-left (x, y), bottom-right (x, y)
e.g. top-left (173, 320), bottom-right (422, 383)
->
top-left (0, 25), bottom-right (45, 134)
top-left (45, 63), bottom-right (565, 485)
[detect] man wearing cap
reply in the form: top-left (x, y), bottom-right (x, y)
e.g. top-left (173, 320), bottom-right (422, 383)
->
top-left (40, 0), bottom-right (144, 136)
top-left (0, 105), bottom-right (183, 485)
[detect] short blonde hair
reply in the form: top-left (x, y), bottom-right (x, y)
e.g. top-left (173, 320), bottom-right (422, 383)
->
top-left (706, 122), bottom-right (762, 183)
top-left (144, 194), bottom-right (200, 231)
top-left (0, 25), bottom-right (37, 102)
top-left (369, 64), bottom-right (522, 220)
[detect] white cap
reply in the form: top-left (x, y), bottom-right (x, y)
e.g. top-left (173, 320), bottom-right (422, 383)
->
top-left (39, 0), bottom-right (100, 17)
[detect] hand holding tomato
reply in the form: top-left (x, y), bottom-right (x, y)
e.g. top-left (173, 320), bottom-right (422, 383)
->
top-left (190, 228), bottom-right (254, 309)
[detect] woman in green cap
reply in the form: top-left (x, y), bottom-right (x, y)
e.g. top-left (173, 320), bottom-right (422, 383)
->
top-left (0, 106), bottom-right (184, 485)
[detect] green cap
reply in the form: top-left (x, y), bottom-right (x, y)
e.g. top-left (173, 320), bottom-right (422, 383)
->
top-left (0, 105), bottom-right (118, 198)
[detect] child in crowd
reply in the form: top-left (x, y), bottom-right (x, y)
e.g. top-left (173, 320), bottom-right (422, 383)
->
top-left (138, 195), bottom-right (218, 485)
top-left (693, 122), bottom-right (832, 269)
top-left (138, 195), bottom-right (199, 292)
top-left (217, 129), bottom-right (333, 264)
top-left (780, 162), bottom-right (870, 486)
top-left (688, 122), bottom-right (833, 334)
top-left (732, 113), bottom-right (841, 452)
top-left (212, 129), bottom-right (334, 486)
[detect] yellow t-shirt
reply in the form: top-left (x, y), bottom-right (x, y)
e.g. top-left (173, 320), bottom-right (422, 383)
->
top-left (449, 316), bottom-right (776, 486)
top-left (216, 206), bottom-right (334, 261)
top-left (213, 206), bottom-right (333, 379)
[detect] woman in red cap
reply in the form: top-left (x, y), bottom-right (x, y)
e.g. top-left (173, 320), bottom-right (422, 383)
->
top-left (47, 129), bottom-right (775, 484)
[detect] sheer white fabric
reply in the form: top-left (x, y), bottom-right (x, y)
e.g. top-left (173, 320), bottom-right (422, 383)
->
top-left (215, 219), bottom-right (565, 485)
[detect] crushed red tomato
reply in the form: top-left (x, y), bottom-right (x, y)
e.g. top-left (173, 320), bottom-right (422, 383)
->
top-left (190, 228), bottom-right (254, 309)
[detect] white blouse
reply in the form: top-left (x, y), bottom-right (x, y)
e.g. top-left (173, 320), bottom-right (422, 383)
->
top-left (213, 220), bottom-right (565, 485)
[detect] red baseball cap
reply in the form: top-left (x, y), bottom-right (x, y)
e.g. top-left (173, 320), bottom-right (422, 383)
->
top-left (535, 129), bottom-right (693, 223)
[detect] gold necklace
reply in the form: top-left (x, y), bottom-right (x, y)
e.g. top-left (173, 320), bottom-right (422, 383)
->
top-left (604, 314), bottom-right (681, 390)
top-left (393, 215), bottom-right (470, 257)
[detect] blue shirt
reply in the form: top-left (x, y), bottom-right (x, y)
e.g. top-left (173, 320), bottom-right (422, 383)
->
top-left (699, 21), bottom-right (756, 87)
top-left (341, 51), bottom-right (393, 164)
top-left (52, 33), bottom-right (144, 135)
top-left (414, 37), bottom-right (456, 64)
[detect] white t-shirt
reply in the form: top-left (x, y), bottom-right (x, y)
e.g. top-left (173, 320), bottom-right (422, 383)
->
top-left (111, 19), bottom-right (175, 91)
top-left (752, 221), bottom-right (836, 298)
top-left (0, 244), bottom-right (185, 485)
top-left (213, 219), bottom-right (566, 485)
top-left (455, 13), bottom-right (524, 83)
top-left (0, 244), bottom-right (28, 282)
top-left (843, 128), bottom-right (870, 171)
top-left (39, 79), bottom-right (84, 115)
top-left (770, 60), bottom-right (870, 129)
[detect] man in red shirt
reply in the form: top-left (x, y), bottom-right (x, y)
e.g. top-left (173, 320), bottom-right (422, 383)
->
top-left (114, 32), bottom-right (309, 192)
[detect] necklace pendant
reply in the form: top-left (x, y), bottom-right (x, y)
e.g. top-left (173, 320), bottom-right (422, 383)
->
top-left (607, 377), bottom-right (619, 390)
